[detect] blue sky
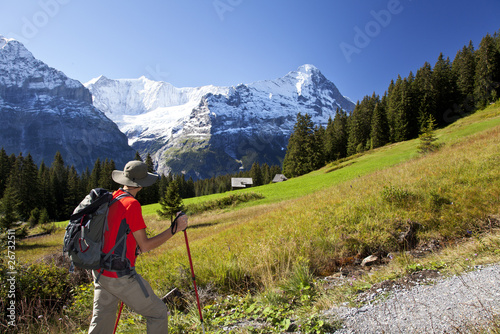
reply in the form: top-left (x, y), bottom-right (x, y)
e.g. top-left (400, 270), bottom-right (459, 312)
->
top-left (1, 0), bottom-right (499, 102)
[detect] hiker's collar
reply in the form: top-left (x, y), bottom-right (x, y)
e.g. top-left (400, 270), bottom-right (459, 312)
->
top-left (120, 187), bottom-right (137, 198)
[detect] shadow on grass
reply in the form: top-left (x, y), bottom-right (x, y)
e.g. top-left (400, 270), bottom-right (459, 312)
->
top-left (17, 242), bottom-right (56, 251)
top-left (188, 222), bottom-right (221, 229)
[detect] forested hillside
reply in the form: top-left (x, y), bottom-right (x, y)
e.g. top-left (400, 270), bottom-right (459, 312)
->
top-left (283, 30), bottom-right (500, 177)
top-left (0, 149), bottom-right (281, 229)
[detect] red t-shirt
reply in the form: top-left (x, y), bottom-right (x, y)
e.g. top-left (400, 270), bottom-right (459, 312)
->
top-left (99, 189), bottom-right (146, 278)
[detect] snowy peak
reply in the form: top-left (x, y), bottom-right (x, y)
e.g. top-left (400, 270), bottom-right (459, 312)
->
top-left (297, 64), bottom-right (319, 73)
top-left (0, 35), bottom-right (16, 49)
top-left (86, 64), bottom-right (355, 178)
top-left (85, 74), bottom-right (228, 118)
top-left (0, 36), bottom-right (134, 172)
top-left (0, 35), bottom-right (82, 93)
top-left (292, 64), bottom-right (323, 82)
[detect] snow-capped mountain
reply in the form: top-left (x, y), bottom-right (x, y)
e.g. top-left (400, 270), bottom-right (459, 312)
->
top-left (86, 64), bottom-right (355, 179)
top-left (0, 35), bottom-right (134, 172)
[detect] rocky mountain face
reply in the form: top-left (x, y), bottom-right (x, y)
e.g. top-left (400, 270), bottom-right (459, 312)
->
top-left (0, 36), bottom-right (135, 172)
top-left (0, 35), bottom-right (355, 179)
top-left (86, 65), bottom-right (355, 179)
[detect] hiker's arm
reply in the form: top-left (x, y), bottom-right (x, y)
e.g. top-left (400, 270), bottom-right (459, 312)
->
top-left (133, 214), bottom-right (188, 253)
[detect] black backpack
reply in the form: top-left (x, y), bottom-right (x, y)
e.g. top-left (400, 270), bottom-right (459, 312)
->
top-left (63, 188), bottom-right (130, 271)
top-left (63, 188), bottom-right (150, 297)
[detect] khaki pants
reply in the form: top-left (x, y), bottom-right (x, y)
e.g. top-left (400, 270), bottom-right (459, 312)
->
top-left (88, 271), bottom-right (168, 334)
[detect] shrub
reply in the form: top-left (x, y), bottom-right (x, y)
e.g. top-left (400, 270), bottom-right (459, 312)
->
top-left (381, 185), bottom-right (418, 207)
top-left (186, 192), bottom-right (264, 214)
top-left (428, 190), bottom-right (452, 212)
top-left (280, 258), bottom-right (316, 306)
top-left (0, 261), bottom-right (73, 329)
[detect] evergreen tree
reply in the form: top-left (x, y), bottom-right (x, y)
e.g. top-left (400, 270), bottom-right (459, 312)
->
top-left (387, 74), bottom-right (418, 142)
top-left (433, 53), bottom-right (458, 126)
top-left (324, 116), bottom-right (335, 161)
top-left (417, 116), bottom-right (440, 154)
top-left (18, 154), bottom-right (41, 220)
top-left (283, 113), bottom-right (316, 177)
top-left (134, 151), bottom-right (143, 161)
top-left (394, 78), bottom-right (413, 142)
top-left (49, 152), bottom-right (69, 220)
top-left (99, 159), bottom-right (116, 191)
top-left (261, 163), bottom-right (271, 184)
top-left (138, 154), bottom-right (159, 205)
top-left (0, 185), bottom-right (21, 232)
top-left (38, 162), bottom-right (52, 216)
top-left (406, 72), bottom-right (421, 139)
top-left (474, 33), bottom-right (500, 108)
top-left (312, 125), bottom-right (326, 169)
top-left (38, 208), bottom-right (50, 225)
top-left (347, 93), bottom-right (379, 155)
top-left (28, 208), bottom-right (41, 228)
top-left (157, 181), bottom-right (184, 222)
top-left (331, 109), bottom-right (349, 160)
top-left (158, 173), bottom-right (170, 198)
top-left (267, 165), bottom-right (280, 182)
top-left (370, 101), bottom-right (389, 149)
top-left (347, 102), bottom-right (364, 156)
top-left (452, 41), bottom-right (476, 111)
top-left (66, 166), bottom-right (82, 215)
top-left (89, 158), bottom-right (102, 190)
top-left (387, 76), bottom-right (402, 142)
top-left (250, 162), bottom-right (263, 186)
top-left (0, 148), bottom-right (12, 199)
top-left (185, 177), bottom-right (196, 198)
top-left (3, 154), bottom-right (23, 220)
top-left (80, 167), bottom-right (91, 193)
top-left (414, 62), bottom-right (437, 128)
top-left (0, 155), bottom-right (29, 236)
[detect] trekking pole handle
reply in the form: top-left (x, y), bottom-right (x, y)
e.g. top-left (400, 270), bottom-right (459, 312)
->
top-left (170, 212), bottom-right (186, 235)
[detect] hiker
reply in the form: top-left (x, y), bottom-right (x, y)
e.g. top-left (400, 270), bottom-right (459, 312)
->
top-left (88, 160), bottom-right (188, 334)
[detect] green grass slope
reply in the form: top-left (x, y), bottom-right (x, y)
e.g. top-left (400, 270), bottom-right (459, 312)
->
top-left (15, 102), bottom-right (500, 333)
top-left (136, 102), bottom-right (500, 293)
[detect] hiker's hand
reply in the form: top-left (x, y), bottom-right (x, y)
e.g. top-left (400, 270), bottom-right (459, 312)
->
top-left (175, 212), bottom-right (188, 232)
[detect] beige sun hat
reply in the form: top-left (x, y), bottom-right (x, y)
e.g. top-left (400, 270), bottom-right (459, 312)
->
top-left (112, 161), bottom-right (159, 187)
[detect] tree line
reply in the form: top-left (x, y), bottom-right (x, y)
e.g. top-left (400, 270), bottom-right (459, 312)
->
top-left (283, 30), bottom-right (500, 177)
top-left (0, 148), bottom-right (282, 231)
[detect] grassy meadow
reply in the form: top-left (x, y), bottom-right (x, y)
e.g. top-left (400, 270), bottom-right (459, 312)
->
top-left (13, 101), bottom-right (500, 333)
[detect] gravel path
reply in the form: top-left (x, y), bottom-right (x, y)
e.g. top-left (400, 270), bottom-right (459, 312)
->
top-left (327, 264), bottom-right (500, 333)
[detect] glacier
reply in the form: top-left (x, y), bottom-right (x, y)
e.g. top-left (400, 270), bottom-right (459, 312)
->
top-left (86, 64), bottom-right (355, 179)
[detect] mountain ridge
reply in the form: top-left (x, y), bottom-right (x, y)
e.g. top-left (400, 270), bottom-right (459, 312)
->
top-left (86, 64), bottom-right (355, 179)
top-left (0, 35), bottom-right (135, 172)
top-left (0, 35), bottom-right (355, 178)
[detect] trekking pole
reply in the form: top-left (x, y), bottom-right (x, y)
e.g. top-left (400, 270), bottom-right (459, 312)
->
top-left (183, 229), bottom-right (205, 334)
top-left (113, 301), bottom-right (124, 334)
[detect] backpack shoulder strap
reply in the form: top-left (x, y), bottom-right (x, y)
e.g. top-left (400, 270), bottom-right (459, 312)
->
top-left (110, 192), bottom-right (131, 206)
top-left (97, 191), bottom-right (134, 275)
